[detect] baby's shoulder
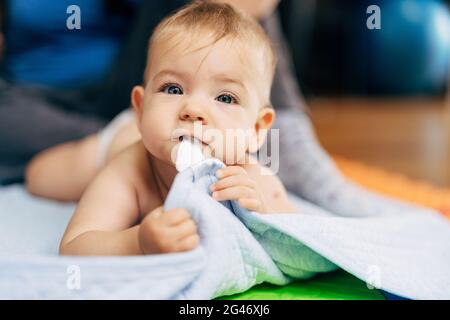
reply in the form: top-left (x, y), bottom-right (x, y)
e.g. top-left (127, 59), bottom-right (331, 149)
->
top-left (92, 140), bottom-right (159, 217)
top-left (103, 140), bottom-right (151, 184)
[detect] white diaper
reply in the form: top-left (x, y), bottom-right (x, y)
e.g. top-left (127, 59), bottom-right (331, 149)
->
top-left (96, 109), bottom-right (135, 168)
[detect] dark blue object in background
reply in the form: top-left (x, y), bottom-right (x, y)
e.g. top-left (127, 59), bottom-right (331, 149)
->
top-left (365, 0), bottom-right (450, 96)
top-left (3, 0), bottom-right (137, 88)
top-left (282, 0), bottom-right (450, 97)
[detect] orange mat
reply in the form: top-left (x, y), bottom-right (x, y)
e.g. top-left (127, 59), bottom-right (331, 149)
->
top-left (333, 156), bottom-right (450, 219)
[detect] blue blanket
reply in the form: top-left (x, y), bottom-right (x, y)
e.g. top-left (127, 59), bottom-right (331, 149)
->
top-left (1, 159), bottom-right (449, 299)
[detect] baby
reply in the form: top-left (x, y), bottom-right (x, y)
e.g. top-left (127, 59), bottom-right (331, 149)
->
top-left (28, 1), bottom-right (298, 256)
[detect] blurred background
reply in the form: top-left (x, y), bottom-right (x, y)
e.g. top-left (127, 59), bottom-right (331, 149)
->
top-left (0, 0), bottom-right (449, 187)
top-left (278, 0), bottom-right (450, 187)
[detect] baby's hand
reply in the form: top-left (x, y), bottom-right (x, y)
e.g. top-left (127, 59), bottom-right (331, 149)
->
top-left (138, 207), bottom-right (200, 254)
top-left (210, 166), bottom-right (267, 213)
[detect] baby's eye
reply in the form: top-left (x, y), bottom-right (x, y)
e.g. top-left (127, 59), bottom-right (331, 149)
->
top-left (216, 94), bottom-right (237, 105)
top-left (161, 84), bottom-right (183, 95)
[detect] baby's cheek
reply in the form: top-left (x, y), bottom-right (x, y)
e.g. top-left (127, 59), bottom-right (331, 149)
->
top-left (141, 106), bottom-right (170, 137)
top-left (140, 116), bottom-right (157, 140)
top-left (140, 118), bottom-right (166, 151)
top-left (209, 134), bottom-right (250, 165)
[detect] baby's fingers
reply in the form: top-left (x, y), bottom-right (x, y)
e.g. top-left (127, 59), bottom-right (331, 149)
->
top-left (173, 234), bottom-right (200, 252)
top-left (164, 208), bottom-right (192, 226)
top-left (212, 186), bottom-right (256, 202)
top-left (170, 219), bottom-right (198, 240)
top-left (215, 166), bottom-right (247, 179)
top-left (211, 174), bottom-right (256, 192)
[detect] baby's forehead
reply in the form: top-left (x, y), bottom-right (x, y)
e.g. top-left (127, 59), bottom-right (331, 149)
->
top-left (147, 36), bottom-right (271, 86)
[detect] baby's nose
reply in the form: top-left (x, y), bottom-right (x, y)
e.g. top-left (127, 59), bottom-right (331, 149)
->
top-left (180, 113), bottom-right (205, 122)
top-left (179, 107), bottom-right (208, 124)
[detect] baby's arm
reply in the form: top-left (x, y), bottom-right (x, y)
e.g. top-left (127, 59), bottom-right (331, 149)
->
top-left (59, 158), bottom-right (143, 255)
top-left (26, 134), bottom-right (99, 202)
top-left (26, 115), bottom-right (140, 202)
top-left (60, 151), bottom-right (199, 256)
top-left (210, 164), bottom-right (298, 213)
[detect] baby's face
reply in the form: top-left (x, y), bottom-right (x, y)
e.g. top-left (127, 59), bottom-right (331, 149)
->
top-left (132, 38), bottom-right (273, 166)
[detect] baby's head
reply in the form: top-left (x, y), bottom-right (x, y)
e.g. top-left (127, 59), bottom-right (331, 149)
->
top-left (131, 0), bottom-right (277, 166)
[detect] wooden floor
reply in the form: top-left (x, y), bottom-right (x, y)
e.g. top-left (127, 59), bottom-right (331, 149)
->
top-left (308, 97), bottom-right (450, 187)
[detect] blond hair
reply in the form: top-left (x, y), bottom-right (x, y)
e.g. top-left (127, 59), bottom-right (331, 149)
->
top-left (144, 0), bottom-right (277, 85)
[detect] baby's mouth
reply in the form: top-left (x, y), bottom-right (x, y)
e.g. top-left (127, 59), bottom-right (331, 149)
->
top-left (180, 135), bottom-right (208, 146)
top-left (171, 132), bottom-right (209, 147)
top-left (173, 135), bottom-right (210, 172)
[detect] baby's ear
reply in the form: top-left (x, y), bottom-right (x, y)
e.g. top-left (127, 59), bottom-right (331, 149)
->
top-left (248, 106), bottom-right (275, 153)
top-left (131, 86), bottom-right (145, 132)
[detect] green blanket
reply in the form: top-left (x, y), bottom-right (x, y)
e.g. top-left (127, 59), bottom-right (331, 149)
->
top-left (218, 270), bottom-right (385, 300)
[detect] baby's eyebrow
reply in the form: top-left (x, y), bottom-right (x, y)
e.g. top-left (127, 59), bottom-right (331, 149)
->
top-left (152, 70), bottom-right (188, 82)
top-left (213, 74), bottom-right (246, 91)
